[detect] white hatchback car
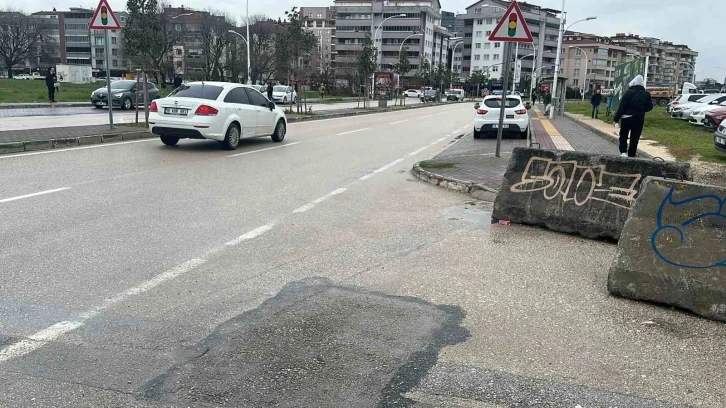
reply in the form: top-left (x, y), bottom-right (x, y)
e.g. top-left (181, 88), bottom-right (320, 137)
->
top-left (473, 95), bottom-right (530, 139)
top-left (271, 85), bottom-right (297, 105)
top-left (149, 82), bottom-right (288, 150)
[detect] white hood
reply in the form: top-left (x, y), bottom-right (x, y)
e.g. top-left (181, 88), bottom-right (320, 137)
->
top-left (629, 75), bottom-right (645, 87)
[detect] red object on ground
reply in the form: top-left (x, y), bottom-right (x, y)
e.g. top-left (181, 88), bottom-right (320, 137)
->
top-left (499, 220), bottom-right (511, 226)
top-left (705, 106), bottom-right (726, 128)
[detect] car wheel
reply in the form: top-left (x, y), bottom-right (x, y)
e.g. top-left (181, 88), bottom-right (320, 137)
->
top-left (271, 120), bottom-right (286, 142)
top-left (520, 129), bottom-right (528, 139)
top-left (283, 97), bottom-right (287, 105)
top-left (160, 136), bottom-right (179, 146)
top-left (94, 105), bottom-right (103, 109)
top-left (222, 123), bottom-right (241, 150)
top-left (122, 97), bottom-right (132, 110)
top-left (473, 128), bottom-right (481, 139)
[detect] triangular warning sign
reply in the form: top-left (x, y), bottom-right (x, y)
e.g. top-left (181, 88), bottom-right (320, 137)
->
top-left (89, 0), bottom-right (122, 30)
top-left (488, 1), bottom-right (534, 43)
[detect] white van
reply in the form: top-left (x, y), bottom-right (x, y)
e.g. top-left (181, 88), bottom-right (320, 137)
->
top-left (445, 89), bottom-right (465, 101)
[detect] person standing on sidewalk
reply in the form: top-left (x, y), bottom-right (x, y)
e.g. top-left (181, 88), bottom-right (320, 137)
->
top-left (45, 67), bottom-right (57, 103)
top-left (613, 75), bottom-right (652, 158)
top-left (590, 88), bottom-right (602, 119)
top-left (266, 82), bottom-right (274, 101)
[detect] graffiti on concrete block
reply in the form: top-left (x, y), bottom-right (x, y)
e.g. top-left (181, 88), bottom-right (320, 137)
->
top-left (651, 188), bottom-right (726, 269)
top-left (510, 157), bottom-right (642, 209)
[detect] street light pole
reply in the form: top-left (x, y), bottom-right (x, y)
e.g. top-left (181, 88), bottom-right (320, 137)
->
top-left (372, 14), bottom-right (407, 96)
top-left (569, 46), bottom-right (588, 101)
top-left (450, 40), bottom-right (463, 79)
top-left (228, 30), bottom-right (250, 83)
top-left (246, 0), bottom-right (251, 84)
top-left (398, 33), bottom-right (422, 89)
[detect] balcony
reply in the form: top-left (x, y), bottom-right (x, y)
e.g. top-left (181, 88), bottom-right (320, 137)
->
top-left (67, 52), bottom-right (91, 58)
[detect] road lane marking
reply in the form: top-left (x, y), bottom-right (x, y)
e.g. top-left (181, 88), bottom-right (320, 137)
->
top-left (0, 321), bottom-right (85, 363)
top-left (226, 142), bottom-right (300, 157)
top-left (225, 224), bottom-right (275, 246)
top-left (374, 158), bottom-right (405, 173)
top-left (390, 119), bottom-right (409, 124)
top-left (418, 114), bottom-right (432, 118)
top-left (293, 188), bottom-right (348, 214)
top-left (0, 187), bottom-right (70, 204)
top-left (0, 139), bottom-right (157, 160)
top-left (437, 137), bottom-right (447, 142)
top-left (336, 128), bottom-right (369, 136)
top-left (408, 146), bottom-right (431, 156)
top-left (358, 173), bottom-right (375, 181)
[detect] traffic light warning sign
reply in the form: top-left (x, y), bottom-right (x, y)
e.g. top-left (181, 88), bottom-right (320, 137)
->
top-left (89, 0), bottom-right (122, 30)
top-left (488, 1), bottom-right (533, 43)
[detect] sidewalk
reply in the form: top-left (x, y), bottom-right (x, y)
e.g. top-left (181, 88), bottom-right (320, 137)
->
top-left (412, 105), bottom-right (626, 194)
top-left (0, 102), bottom-right (89, 110)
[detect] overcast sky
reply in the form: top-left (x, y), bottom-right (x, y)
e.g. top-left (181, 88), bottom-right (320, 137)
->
top-left (6, 0), bottom-right (723, 82)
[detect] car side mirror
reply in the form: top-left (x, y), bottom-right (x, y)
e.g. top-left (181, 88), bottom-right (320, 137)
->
top-left (268, 101), bottom-right (275, 110)
top-left (474, 103), bottom-right (480, 110)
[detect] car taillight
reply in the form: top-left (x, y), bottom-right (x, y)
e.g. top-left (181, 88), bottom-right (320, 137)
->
top-left (195, 105), bottom-right (218, 116)
top-left (515, 109), bottom-right (527, 114)
top-left (672, 101), bottom-right (680, 105)
top-left (476, 109), bottom-right (488, 115)
top-left (149, 100), bottom-right (158, 112)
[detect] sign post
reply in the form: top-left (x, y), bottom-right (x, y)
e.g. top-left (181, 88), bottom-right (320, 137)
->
top-left (488, 0), bottom-right (534, 157)
top-left (89, 0), bottom-right (122, 129)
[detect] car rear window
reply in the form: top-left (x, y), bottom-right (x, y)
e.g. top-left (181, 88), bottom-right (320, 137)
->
top-left (484, 98), bottom-right (520, 108)
top-left (688, 95), bottom-right (707, 102)
top-left (168, 84), bottom-right (224, 100)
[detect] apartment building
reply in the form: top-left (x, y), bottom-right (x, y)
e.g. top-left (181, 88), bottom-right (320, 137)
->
top-left (32, 8), bottom-right (130, 76)
top-left (562, 32), bottom-right (699, 90)
top-left (455, 0), bottom-right (560, 83)
top-left (333, 0), bottom-right (448, 78)
top-left (301, 7), bottom-right (337, 77)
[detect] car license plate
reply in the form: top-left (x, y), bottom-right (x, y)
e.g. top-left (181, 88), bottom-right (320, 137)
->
top-left (506, 115), bottom-right (515, 119)
top-left (164, 107), bottom-right (188, 115)
top-left (716, 137), bottom-right (725, 145)
top-left (95, 101), bottom-right (106, 106)
top-left (492, 124), bottom-right (509, 129)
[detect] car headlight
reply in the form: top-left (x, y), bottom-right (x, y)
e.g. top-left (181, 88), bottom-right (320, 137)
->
top-left (113, 92), bottom-right (123, 98)
top-left (91, 92), bottom-right (95, 97)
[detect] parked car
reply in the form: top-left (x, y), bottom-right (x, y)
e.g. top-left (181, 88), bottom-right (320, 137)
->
top-left (714, 124), bottom-right (726, 154)
top-left (420, 89), bottom-right (439, 102)
top-left (667, 93), bottom-right (707, 113)
top-left (473, 94), bottom-right (530, 139)
top-left (704, 106), bottom-right (726, 129)
top-left (14, 74), bottom-right (30, 80)
top-left (271, 85), bottom-right (297, 105)
top-left (404, 89), bottom-right (422, 98)
top-left (445, 89), bottom-right (465, 101)
top-left (671, 94), bottom-right (726, 120)
top-left (689, 101), bottom-right (726, 126)
top-left (148, 82), bottom-right (288, 150)
top-left (91, 80), bottom-right (160, 110)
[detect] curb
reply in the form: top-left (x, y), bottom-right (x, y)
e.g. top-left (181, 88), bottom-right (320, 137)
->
top-left (563, 112), bottom-right (654, 159)
top-left (286, 101), bottom-right (463, 123)
top-left (0, 102), bottom-right (90, 110)
top-left (0, 130), bottom-right (155, 155)
top-left (411, 163), bottom-right (498, 202)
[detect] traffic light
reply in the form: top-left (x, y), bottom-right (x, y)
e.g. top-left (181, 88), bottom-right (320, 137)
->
top-left (508, 13), bottom-right (516, 37)
top-left (101, 6), bottom-right (108, 25)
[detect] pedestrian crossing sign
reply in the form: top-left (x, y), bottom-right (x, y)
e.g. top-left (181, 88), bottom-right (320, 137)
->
top-left (89, 0), bottom-right (122, 30)
top-left (488, 1), bottom-right (533, 43)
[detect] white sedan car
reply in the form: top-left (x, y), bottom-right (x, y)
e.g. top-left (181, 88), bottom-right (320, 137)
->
top-left (689, 101), bottom-right (726, 126)
top-left (473, 95), bottom-right (530, 139)
top-left (148, 82), bottom-right (288, 150)
top-left (271, 85), bottom-right (297, 105)
top-left (404, 89), bottom-right (422, 98)
top-left (671, 94), bottom-right (726, 119)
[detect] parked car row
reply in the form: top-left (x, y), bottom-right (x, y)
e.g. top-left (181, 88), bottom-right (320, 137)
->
top-left (667, 92), bottom-right (726, 155)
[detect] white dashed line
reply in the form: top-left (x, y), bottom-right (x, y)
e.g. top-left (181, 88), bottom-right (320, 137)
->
top-left (0, 139), bottom-right (157, 160)
top-left (226, 142), bottom-right (300, 157)
top-left (408, 146), bottom-right (430, 156)
top-left (0, 321), bottom-right (86, 363)
top-left (437, 137), bottom-right (447, 142)
top-left (374, 158), bottom-right (405, 173)
top-left (225, 224), bottom-right (276, 246)
top-left (390, 119), bottom-right (409, 124)
top-left (293, 188), bottom-right (348, 213)
top-left (336, 128), bottom-right (369, 136)
top-left (0, 187), bottom-right (70, 204)
top-left (418, 114), bottom-right (432, 118)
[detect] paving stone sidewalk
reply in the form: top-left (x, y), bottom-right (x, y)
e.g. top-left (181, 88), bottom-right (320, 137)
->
top-left (0, 125), bottom-right (143, 144)
top-left (418, 108), bottom-right (624, 191)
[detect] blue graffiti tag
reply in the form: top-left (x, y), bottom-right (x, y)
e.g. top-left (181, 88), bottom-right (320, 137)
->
top-left (651, 188), bottom-right (726, 269)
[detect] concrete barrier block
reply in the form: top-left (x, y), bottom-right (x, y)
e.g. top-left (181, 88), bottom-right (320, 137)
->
top-left (78, 135), bottom-right (103, 145)
top-left (0, 142), bottom-right (25, 154)
top-left (492, 148), bottom-right (691, 240)
top-left (608, 177), bottom-right (726, 322)
top-left (23, 140), bottom-right (53, 151)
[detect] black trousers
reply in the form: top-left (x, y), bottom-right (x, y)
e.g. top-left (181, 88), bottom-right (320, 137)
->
top-left (619, 116), bottom-right (644, 157)
top-left (48, 86), bottom-right (55, 102)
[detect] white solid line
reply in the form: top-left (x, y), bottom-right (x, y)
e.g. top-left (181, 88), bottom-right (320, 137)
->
top-left (390, 119), bottom-right (409, 124)
top-left (0, 321), bottom-right (85, 363)
top-left (358, 173), bottom-right (375, 181)
top-left (226, 142), bottom-right (300, 157)
top-left (0, 187), bottom-right (70, 204)
top-left (293, 188), bottom-right (348, 214)
top-left (225, 224), bottom-right (275, 246)
top-left (120, 259), bottom-right (207, 297)
top-left (437, 137), bottom-right (447, 142)
top-left (374, 158), bottom-right (405, 173)
top-left (292, 203), bottom-right (316, 214)
top-left (336, 128), bottom-right (369, 136)
top-left (418, 114), bottom-right (432, 118)
top-left (408, 147), bottom-right (430, 156)
top-left (0, 139), bottom-right (157, 160)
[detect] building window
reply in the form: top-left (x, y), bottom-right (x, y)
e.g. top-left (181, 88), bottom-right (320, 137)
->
top-left (483, 54), bottom-right (490, 61)
top-left (176, 49), bottom-right (182, 56)
top-left (176, 61), bottom-right (183, 68)
top-left (572, 79), bottom-right (579, 86)
top-left (94, 37), bottom-right (104, 46)
top-left (96, 59), bottom-right (104, 67)
top-left (464, 33), bottom-right (472, 38)
top-left (111, 37), bottom-right (117, 45)
top-left (574, 58), bottom-right (581, 67)
top-left (474, 55), bottom-right (480, 60)
top-left (475, 43), bottom-right (481, 49)
top-left (485, 30), bottom-right (491, 36)
top-left (464, 44), bottom-right (472, 49)
top-left (494, 42), bottom-right (501, 48)
top-left (574, 69), bottom-right (580, 76)
top-left (575, 48), bottom-right (582, 56)
top-left (484, 43), bottom-right (491, 49)
top-left (112, 49), bottom-right (118, 56)
top-left (477, 19), bottom-right (483, 25)
top-left (492, 66), bottom-right (499, 72)
top-left (485, 18), bottom-right (493, 24)
top-left (493, 54), bottom-right (499, 60)
top-left (475, 31), bottom-right (482, 37)
top-left (112, 60), bottom-right (118, 67)
top-left (175, 24), bottom-right (181, 31)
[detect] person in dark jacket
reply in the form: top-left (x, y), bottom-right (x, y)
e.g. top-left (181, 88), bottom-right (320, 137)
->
top-left (45, 67), bottom-right (57, 103)
top-left (590, 88), bottom-right (602, 119)
top-left (266, 82), bottom-right (273, 101)
top-left (613, 75), bottom-right (652, 157)
top-left (173, 75), bottom-right (182, 89)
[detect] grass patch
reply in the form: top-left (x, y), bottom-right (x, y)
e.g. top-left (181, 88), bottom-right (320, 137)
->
top-left (565, 101), bottom-right (726, 164)
top-left (0, 79), bottom-right (171, 103)
top-left (419, 161), bottom-right (457, 169)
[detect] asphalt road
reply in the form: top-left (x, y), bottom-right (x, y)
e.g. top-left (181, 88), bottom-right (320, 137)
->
top-left (0, 98), bottom-right (424, 131)
top-left (1, 104), bottom-right (724, 407)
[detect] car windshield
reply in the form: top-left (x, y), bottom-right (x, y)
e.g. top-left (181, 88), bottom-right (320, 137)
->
top-left (274, 86), bottom-right (288, 92)
top-left (168, 84), bottom-right (224, 100)
top-left (483, 98), bottom-right (520, 108)
top-left (110, 81), bottom-right (135, 90)
top-left (424, 90), bottom-right (437, 95)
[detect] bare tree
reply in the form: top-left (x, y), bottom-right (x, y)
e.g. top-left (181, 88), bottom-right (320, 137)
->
top-left (198, 10), bottom-right (234, 81)
top-left (242, 14), bottom-right (279, 84)
top-left (0, 10), bottom-right (52, 78)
